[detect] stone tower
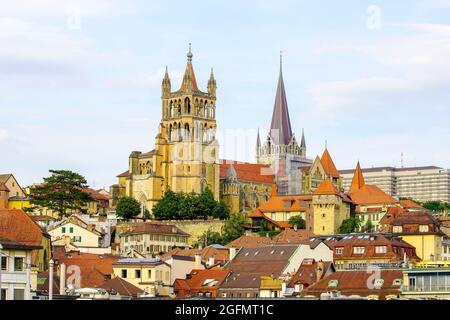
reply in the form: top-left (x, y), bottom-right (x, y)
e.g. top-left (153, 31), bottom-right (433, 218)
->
top-left (124, 45), bottom-right (220, 212)
top-left (256, 53), bottom-right (311, 195)
top-left (221, 163), bottom-right (241, 213)
top-left (160, 44), bottom-right (220, 199)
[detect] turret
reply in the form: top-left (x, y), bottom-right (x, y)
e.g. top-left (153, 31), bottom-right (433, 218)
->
top-left (207, 68), bottom-right (217, 97)
top-left (162, 66), bottom-right (171, 98)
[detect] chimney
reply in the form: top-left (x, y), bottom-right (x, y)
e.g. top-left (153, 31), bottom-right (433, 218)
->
top-left (229, 247), bottom-right (237, 261)
top-left (208, 257), bottom-right (215, 266)
top-left (294, 224), bottom-right (298, 231)
top-left (194, 254), bottom-right (202, 269)
top-left (59, 263), bottom-right (66, 295)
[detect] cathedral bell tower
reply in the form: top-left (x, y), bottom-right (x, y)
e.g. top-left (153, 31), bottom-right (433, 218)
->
top-left (158, 44), bottom-right (220, 200)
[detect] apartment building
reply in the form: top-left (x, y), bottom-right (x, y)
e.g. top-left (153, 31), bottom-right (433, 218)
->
top-left (340, 166), bottom-right (450, 203)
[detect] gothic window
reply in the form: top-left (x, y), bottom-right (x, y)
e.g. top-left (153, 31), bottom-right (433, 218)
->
top-left (204, 101), bottom-right (208, 118)
top-left (169, 101), bottom-right (174, 117)
top-left (185, 97), bottom-right (191, 114)
top-left (184, 123), bottom-right (190, 140)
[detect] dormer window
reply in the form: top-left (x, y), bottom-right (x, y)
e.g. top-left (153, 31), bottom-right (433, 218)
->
top-left (393, 226), bottom-right (403, 233)
top-left (335, 247), bottom-right (343, 255)
top-left (419, 225), bottom-right (429, 233)
top-left (353, 246), bottom-right (365, 254)
top-left (375, 246), bottom-right (387, 254)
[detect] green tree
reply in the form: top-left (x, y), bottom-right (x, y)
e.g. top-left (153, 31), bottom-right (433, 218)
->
top-left (423, 201), bottom-right (450, 212)
top-left (364, 219), bottom-right (373, 233)
top-left (152, 189), bottom-right (181, 219)
top-left (339, 217), bottom-right (361, 234)
top-left (222, 212), bottom-right (248, 243)
top-left (194, 229), bottom-right (225, 247)
top-left (288, 215), bottom-right (306, 229)
top-left (116, 196), bottom-right (142, 220)
top-left (28, 170), bottom-right (93, 218)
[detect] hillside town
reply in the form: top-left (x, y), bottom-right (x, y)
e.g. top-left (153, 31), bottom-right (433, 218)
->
top-left (1, 48), bottom-right (450, 301)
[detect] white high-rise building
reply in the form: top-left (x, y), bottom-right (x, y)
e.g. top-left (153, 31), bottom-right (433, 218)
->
top-left (340, 166), bottom-right (450, 203)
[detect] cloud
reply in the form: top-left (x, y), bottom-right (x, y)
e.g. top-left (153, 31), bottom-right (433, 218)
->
top-left (306, 22), bottom-right (450, 113)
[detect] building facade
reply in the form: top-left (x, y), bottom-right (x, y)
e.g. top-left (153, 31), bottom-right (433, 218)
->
top-left (340, 166), bottom-right (450, 203)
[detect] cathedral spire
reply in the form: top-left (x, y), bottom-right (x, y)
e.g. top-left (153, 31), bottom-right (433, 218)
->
top-left (269, 51), bottom-right (293, 145)
top-left (208, 67), bottom-right (216, 96)
top-left (162, 65), bottom-right (171, 97)
top-left (256, 128), bottom-right (261, 149)
top-left (349, 161), bottom-right (365, 193)
top-left (180, 43), bottom-right (199, 92)
top-left (300, 128), bottom-right (306, 149)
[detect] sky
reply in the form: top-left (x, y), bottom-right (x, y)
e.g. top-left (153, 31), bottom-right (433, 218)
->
top-left (1, 0), bottom-right (450, 189)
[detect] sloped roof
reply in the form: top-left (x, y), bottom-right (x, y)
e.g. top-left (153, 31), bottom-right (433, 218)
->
top-left (314, 179), bottom-right (340, 195)
top-left (253, 194), bottom-right (312, 213)
top-left (272, 229), bottom-right (313, 244)
top-left (174, 269), bottom-right (230, 292)
top-left (225, 235), bottom-right (272, 249)
top-left (349, 162), bottom-right (365, 193)
top-left (400, 199), bottom-right (423, 210)
top-left (220, 160), bottom-right (274, 184)
top-left (0, 182), bottom-right (9, 192)
top-left (320, 148), bottom-right (340, 178)
top-left (0, 209), bottom-right (44, 247)
top-left (288, 260), bottom-right (334, 288)
top-left (82, 188), bottom-right (109, 201)
top-left (269, 58), bottom-right (292, 146)
top-left (179, 54), bottom-right (200, 92)
top-left (162, 246), bottom-right (229, 262)
top-left (348, 185), bottom-right (398, 205)
top-left (116, 170), bottom-right (130, 178)
top-left (303, 269), bottom-right (403, 299)
top-left (97, 277), bottom-right (143, 297)
top-left (0, 174), bottom-right (12, 184)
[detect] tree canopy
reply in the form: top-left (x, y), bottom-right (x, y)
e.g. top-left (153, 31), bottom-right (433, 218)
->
top-left (152, 188), bottom-right (230, 220)
top-left (422, 201), bottom-right (450, 212)
top-left (288, 215), bottom-right (306, 229)
top-left (194, 212), bottom-right (248, 247)
top-left (116, 196), bottom-right (142, 220)
top-left (27, 170), bottom-right (93, 218)
top-left (339, 217), bottom-right (361, 234)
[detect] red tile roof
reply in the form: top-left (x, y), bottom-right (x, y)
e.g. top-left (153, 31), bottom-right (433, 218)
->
top-left (288, 260), bottom-right (334, 288)
top-left (314, 179), bottom-right (340, 195)
top-left (303, 269), bottom-right (403, 299)
top-left (162, 246), bottom-right (229, 263)
top-left (220, 160), bottom-right (275, 184)
top-left (320, 148), bottom-right (340, 178)
top-left (225, 235), bottom-right (272, 249)
top-left (272, 229), bottom-right (313, 244)
top-left (97, 277), bottom-right (143, 297)
top-left (348, 185), bottom-right (398, 205)
top-left (400, 199), bottom-right (424, 210)
top-left (0, 209), bottom-right (44, 247)
top-left (254, 194), bottom-right (312, 213)
top-left (349, 162), bottom-right (365, 193)
top-left (174, 269), bottom-right (230, 297)
top-left (82, 188), bottom-right (109, 201)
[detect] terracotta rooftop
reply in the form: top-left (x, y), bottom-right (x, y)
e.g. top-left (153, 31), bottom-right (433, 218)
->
top-left (287, 260), bottom-right (334, 289)
top-left (82, 188), bottom-right (109, 201)
top-left (174, 269), bottom-right (230, 293)
top-left (162, 245), bottom-right (229, 263)
top-left (314, 179), bottom-right (340, 195)
top-left (0, 209), bottom-right (44, 248)
top-left (349, 162), bottom-right (365, 193)
top-left (348, 184), bottom-right (398, 205)
top-left (320, 148), bottom-right (340, 178)
top-left (254, 194), bottom-right (312, 213)
top-left (303, 269), bottom-right (403, 299)
top-left (225, 235), bottom-right (273, 249)
top-left (400, 199), bottom-right (424, 210)
top-left (220, 160), bottom-right (275, 184)
top-left (272, 229), bottom-right (313, 244)
top-left (116, 170), bottom-right (130, 178)
top-left (97, 277), bottom-right (144, 297)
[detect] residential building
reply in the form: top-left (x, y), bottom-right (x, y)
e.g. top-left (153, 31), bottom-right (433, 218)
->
top-left (402, 266), bottom-right (450, 299)
top-left (285, 259), bottom-right (335, 296)
top-left (347, 162), bottom-right (399, 232)
top-left (119, 223), bottom-right (190, 257)
top-left (330, 233), bottom-right (419, 270)
top-left (302, 269), bottom-right (403, 300)
top-left (162, 244), bottom-right (229, 267)
top-left (174, 268), bottom-right (230, 298)
top-left (48, 215), bottom-right (104, 248)
top-left (112, 258), bottom-right (171, 296)
top-left (381, 210), bottom-right (445, 261)
top-left (0, 174), bottom-right (29, 210)
top-left (0, 209), bottom-right (52, 272)
top-left (0, 237), bottom-right (41, 300)
top-left (162, 254), bottom-right (205, 286)
top-left (340, 165), bottom-right (450, 203)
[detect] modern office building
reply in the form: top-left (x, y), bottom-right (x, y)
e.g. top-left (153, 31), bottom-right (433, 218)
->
top-left (340, 166), bottom-right (450, 203)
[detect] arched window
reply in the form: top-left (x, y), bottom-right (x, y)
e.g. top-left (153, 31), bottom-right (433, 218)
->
top-left (178, 122), bottom-right (181, 140)
top-left (169, 101), bottom-right (174, 117)
top-left (204, 101), bottom-right (208, 118)
top-left (184, 123), bottom-right (190, 140)
top-left (169, 124), bottom-right (173, 141)
top-left (185, 97), bottom-right (191, 114)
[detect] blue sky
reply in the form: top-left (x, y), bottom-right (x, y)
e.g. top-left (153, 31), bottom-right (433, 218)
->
top-left (1, 0), bottom-right (450, 189)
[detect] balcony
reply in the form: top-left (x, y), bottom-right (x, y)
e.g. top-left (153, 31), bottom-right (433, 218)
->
top-left (403, 285), bottom-right (450, 293)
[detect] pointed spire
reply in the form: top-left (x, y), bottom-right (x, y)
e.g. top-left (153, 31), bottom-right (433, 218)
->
top-left (208, 67), bottom-right (216, 96)
top-left (320, 147), bottom-right (340, 178)
top-left (180, 43), bottom-right (199, 92)
top-left (256, 128), bottom-right (261, 149)
top-left (269, 52), bottom-right (293, 145)
top-left (300, 128), bottom-right (306, 149)
top-left (349, 161), bottom-right (365, 193)
top-left (226, 163), bottom-right (238, 182)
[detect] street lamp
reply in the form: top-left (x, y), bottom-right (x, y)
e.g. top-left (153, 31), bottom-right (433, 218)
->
top-left (0, 243), bottom-right (3, 301)
top-left (49, 259), bottom-right (54, 300)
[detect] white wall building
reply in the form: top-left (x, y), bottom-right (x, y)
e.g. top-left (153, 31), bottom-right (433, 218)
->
top-left (341, 166), bottom-right (450, 203)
